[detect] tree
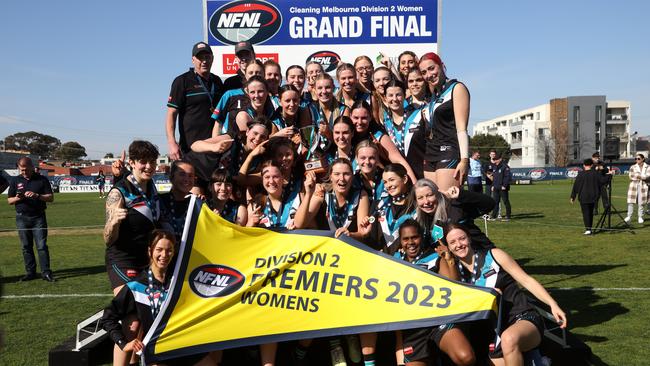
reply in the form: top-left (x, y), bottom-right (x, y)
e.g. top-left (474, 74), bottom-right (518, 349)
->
top-left (56, 141), bottom-right (87, 161)
top-left (550, 121), bottom-right (569, 167)
top-left (104, 152), bottom-right (114, 159)
top-left (469, 134), bottom-right (511, 163)
top-left (3, 131), bottom-right (61, 159)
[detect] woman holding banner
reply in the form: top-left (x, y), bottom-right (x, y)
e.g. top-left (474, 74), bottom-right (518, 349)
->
top-left (208, 169), bottom-right (247, 226)
top-left (102, 230), bottom-right (216, 366)
top-left (395, 219), bottom-right (476, 366)
top-left (444, 224), bottom-right (567, 366)
top-left (419, 52), bottom-right (470, 191)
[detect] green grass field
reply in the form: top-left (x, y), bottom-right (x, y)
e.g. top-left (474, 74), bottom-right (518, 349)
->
top-left (1, 178), bottom-right (648, 365)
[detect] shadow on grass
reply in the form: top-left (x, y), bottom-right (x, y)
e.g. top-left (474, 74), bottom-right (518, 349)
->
top-left (551, 288), bottom-right (629, 331)
top-left (509, 212), bottom-right (545, 220)
top-left (521, 263), bottom-right (627, 286)
top-left (0, 265), bottom-right (106, 284)
top-left (531, 288), bottom-right (628, 364)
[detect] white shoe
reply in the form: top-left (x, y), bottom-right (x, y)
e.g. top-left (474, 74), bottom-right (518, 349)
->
top-left (584, 230), bottom-right (592, 235)
top-left (639, 217), bottom-right (644, 224)
top-left (624, 216), bottom-right (631, 223)
top-left (330, 345), bottom-right (347, 366)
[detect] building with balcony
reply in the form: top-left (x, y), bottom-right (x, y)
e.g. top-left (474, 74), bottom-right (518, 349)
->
top-left (472, 96), bottom-right (633, 167)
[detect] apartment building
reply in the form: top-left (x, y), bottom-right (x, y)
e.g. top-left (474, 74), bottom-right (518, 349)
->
top-left (472, 96), bottom-right (633, 167)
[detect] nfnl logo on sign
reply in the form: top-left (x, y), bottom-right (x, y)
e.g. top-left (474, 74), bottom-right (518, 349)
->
top-left (306, 51), bottom-right (341, 73)
top-left (209, 0), bottom-right (282, 45)
top-left (189, 264), bottom-right (245, 298)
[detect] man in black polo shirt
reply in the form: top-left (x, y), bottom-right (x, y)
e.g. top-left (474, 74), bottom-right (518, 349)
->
top-left (7, 157), bottom-right (55, 282)
top-left (166, 41), bottom-right (226, 188)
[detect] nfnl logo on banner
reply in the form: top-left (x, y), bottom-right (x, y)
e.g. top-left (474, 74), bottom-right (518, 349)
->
top-left (203, 0), bottom-right (440, 75)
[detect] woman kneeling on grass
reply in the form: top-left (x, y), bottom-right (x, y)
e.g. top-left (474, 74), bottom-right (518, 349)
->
top-left (444, 224), bottom-right (567, 366)
top-left (101, 230), bottom-right (217, 366)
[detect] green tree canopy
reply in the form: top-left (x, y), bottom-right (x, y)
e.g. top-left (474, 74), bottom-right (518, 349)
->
top-left (56, 141), bottom-right (87, 161)
top-left (469, 134), bottom-right (511, 163)
top-left (3, 131), bottom-right (61, 159)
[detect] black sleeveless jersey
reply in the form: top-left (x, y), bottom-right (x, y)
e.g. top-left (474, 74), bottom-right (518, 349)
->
top-left (458, 248), bottom-right (533, 318)
top-left (421, 79), bottom-right (466, 161)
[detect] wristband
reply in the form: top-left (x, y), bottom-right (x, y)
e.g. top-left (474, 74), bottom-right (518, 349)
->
top-left (116, 338), bottom-right (126, 350)
top-left (457, 131), bottom-right (469, 159)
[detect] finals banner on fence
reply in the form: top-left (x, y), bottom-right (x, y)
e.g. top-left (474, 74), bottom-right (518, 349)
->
top-left (202, 0), bottom-right (440, 76)
top-left (143, 197), bottom-right (496, 362)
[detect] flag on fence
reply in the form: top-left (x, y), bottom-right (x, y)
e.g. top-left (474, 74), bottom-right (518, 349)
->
top-left (143, 197), bottom-right (497, 363)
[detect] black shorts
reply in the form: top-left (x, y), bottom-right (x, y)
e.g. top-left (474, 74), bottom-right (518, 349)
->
top-left (402, 324), bottom-right (454, 363)
top-left (107, 263), bottom-right (145, 289)
top-left (490, 310), bottom-right (544, 358)
top-left (424, 159), bottom-right (459, 172)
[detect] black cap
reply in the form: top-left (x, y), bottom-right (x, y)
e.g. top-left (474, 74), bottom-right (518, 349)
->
top-left (192, 42), bottom-right (213, 57)
top-left (235, 41), bottom-right (254, 56)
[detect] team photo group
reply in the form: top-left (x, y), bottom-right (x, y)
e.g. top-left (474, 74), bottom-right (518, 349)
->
top-left (92, 38), bottom-right (571, 366)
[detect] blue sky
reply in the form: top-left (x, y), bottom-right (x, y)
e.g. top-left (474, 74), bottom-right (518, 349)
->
top-left (1, 0), bottom-right (648, 159)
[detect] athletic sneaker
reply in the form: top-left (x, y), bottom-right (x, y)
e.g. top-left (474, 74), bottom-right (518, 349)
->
top-left (624, 216), bottom-right (631, 223)
top-left (345, 335), bottom-right (362, 363)
top-left (639, 217), bottom-right (644, 224)
top-left (497, 215), bottom-right (502, 219)
top-left (583, 230), bottom-right (592, 235)
top-left (330, 345), bottom-right (347, 366)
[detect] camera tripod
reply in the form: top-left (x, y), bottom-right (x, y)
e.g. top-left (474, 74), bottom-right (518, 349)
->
top-left (594, 165), bottom-right (633, 234)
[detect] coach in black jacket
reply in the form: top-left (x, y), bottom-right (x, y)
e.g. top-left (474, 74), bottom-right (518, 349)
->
top-left (571, 159), bottom-right (612, 234)
top-left (490, 153), bottom-right (512, 220)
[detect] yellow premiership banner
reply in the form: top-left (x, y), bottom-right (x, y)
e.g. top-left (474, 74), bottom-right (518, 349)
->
top-left (143, 197), bottom-right (497, 363)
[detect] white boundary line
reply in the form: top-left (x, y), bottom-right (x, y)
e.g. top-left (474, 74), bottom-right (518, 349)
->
top-left (552, 287), bottom-right (650, 291)
top-left (2, 288), bottom-right (650, 299)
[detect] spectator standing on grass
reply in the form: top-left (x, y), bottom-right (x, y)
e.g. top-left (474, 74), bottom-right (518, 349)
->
top-left (467, 150), bottom-right (483, 193)
top-left (591, 152), bottom-right (610, 215)
top-left (571, 159), bottom-right (612, 235)
top-left (96, 169), bottom-right (106, 198)
top-left (7, 157), bottom-right (55, 282)
top-left (490, 153), bottom-right (512, 221)
top-left (483, 149), bottom-right (497, 196)
top-left (624, 153), bottom-right (650, 224)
